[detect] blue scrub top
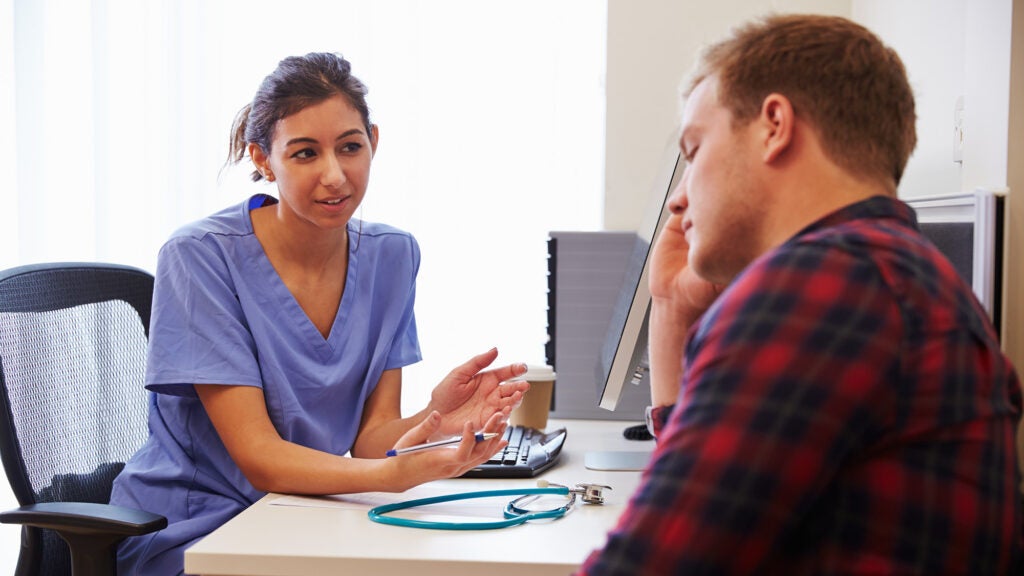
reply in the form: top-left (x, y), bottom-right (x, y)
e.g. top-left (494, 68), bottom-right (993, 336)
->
top-left (110, 194), bottom-right (422, 575)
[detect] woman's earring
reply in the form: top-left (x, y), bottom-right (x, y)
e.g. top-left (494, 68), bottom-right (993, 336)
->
top-left (265, 171), bottom-right (275, 182)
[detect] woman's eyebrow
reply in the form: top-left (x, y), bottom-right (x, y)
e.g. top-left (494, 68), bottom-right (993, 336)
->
top-left (285, 129), bottom-right (364, 148)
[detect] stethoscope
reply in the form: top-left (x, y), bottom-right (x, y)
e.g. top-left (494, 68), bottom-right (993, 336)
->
top-left (367, 481), bottom-right (611, 530)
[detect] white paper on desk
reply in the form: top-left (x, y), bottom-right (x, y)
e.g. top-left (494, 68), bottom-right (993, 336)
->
top-left (271, 486), bottom-right (514, 522)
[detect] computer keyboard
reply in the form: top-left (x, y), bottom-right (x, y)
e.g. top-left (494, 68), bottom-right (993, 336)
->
top-left (460, 425), bottom-right (567, 478)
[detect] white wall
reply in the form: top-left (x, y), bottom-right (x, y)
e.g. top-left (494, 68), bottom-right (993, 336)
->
top-left (853, 0), bottom-right (1012, 200)
top-left (852, 1), bottom-right (967, 200)
top-left (603, 0), bottom-right (852, 232)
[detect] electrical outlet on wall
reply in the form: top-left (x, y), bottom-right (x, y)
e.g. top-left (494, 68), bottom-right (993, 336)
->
top-left (953, 95), bottom-right (965, 163)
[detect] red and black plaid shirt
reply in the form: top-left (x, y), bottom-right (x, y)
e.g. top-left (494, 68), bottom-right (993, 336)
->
top-left (581, 196), bottom-right (1023, 574)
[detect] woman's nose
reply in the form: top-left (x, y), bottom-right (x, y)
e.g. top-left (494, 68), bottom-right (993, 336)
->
top-left (322, 156), bottom-right (346, 188)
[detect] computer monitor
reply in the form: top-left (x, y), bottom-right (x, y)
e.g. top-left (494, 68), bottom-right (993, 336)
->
top-left (585, 150), bottom-right (684, 471)
top-left (595, 150), bottom-right (684, 413)
top-left (905, 190), bottom-right (1004, 336)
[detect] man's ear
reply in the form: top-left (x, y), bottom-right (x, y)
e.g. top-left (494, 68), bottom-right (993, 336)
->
top-left (759, 93), bottom-right (794, 164)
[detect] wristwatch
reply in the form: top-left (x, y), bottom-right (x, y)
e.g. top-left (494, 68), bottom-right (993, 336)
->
top-left (644, 404), bottom-right (674, 438)
top-left (643, 401), bottom-right (675, 436)
top-left (643, 403), bottom-right (659, 434)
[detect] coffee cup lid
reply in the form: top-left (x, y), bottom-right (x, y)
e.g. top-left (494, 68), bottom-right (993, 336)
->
top-left (523, 364), bottom-right (556, 381)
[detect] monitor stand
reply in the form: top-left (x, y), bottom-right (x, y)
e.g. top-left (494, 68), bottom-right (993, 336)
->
top-left (584, 450), bottom-right (651, 471)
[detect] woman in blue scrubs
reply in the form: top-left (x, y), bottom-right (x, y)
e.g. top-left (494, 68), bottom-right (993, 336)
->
top-left (109, 52), bottom-right (529, 575)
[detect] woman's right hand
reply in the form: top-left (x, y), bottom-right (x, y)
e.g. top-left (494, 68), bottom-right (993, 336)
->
top-left (385, 411), bottom-right (507, 490)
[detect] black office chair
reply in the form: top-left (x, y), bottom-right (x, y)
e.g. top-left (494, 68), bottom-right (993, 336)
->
top-left (0, 263), bottom-right (167, 576)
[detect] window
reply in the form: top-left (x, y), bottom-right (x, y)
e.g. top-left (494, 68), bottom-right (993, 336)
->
top-left (0, 1), bottom-right (607, 568)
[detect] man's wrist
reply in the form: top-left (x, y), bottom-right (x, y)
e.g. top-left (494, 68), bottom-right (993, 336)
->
top-left (645, 404), bottom-right (675, 438)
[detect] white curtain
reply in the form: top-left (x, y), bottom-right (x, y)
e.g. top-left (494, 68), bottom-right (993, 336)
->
top-left (0, 0), bottom-right (606, 569)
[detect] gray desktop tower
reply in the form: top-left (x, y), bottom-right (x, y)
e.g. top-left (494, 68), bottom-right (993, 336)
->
top-left (545, 231), bottom-right (651, 421)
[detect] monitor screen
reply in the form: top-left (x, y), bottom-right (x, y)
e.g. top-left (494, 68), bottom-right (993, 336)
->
top-left (905, 191), bottom-right (1004, 335)
top-left (595, 150), bottom-right (685, 412)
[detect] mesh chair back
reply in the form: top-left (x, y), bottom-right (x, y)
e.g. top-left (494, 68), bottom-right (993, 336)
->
top-left (0, 263), bottom-right (154, 576)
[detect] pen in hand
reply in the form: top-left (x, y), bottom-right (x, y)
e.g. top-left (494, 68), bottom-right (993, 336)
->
top-left (385, 432), bottom-right (500, 457)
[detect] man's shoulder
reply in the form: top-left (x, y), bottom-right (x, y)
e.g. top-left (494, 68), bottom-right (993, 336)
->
top-left (702, 217), bottom-right (909, 335)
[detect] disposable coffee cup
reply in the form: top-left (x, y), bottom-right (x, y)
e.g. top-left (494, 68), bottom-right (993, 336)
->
top-left (509, 364), bottom-right (556, 430)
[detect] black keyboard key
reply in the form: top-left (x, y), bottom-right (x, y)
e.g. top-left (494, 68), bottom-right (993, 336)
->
top-left (508, 425), bottom-right (524, 447)
top-left (461, 425), bottom-right (567, 478)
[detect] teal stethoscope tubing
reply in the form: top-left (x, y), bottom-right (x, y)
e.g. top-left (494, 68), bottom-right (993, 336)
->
top-left (367, 486), bottom-right (573, 530)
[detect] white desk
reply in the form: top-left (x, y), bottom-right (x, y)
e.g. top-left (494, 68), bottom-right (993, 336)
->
top-left (185, 419), bottom-right (654, 576)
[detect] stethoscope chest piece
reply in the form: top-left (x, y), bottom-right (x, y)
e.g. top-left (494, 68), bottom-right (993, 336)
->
top-left (575, 482), bottom-right (612, 505)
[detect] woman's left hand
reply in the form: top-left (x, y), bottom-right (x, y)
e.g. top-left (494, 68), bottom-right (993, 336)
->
top-left (385, 411), bottom-right (510, 490)
top-left (428, 348), bottom-right (529, 436)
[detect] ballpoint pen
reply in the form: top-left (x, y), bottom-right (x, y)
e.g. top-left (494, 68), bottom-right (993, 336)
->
top-left (385, 432), bottom-right (499, 457)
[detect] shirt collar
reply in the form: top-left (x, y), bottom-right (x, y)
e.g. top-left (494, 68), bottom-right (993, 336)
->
top-left (790, 194), bottom-right (918, 241)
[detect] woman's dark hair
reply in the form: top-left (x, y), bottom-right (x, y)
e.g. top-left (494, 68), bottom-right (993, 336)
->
top-left (225, 52), bottom-right (373, 182)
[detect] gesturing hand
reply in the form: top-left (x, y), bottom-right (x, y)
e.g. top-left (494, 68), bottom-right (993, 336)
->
top-left (428, 348), bottom-right (529, 437)
top-left (387, 411), bottom-right (509, 490)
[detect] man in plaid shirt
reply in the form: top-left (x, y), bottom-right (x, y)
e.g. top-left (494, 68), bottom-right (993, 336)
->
top-left (581, 14), bottom-right (1023, 575)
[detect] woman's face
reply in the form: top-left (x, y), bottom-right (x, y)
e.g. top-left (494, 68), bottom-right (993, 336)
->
top-left (251, 94), bottom-right (378, 233)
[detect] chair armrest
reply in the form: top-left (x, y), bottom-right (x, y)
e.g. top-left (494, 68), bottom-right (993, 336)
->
top-left (0, 502), bottom-right (167, 537)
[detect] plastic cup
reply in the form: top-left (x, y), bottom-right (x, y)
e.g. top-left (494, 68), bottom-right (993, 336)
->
top-left (509, 365), bottom-right (556, 430)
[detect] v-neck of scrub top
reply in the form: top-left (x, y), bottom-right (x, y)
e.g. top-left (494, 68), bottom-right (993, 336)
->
top-left (244, 194), bottom-right (358, 360)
